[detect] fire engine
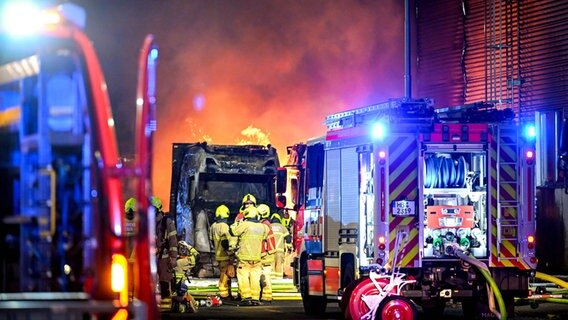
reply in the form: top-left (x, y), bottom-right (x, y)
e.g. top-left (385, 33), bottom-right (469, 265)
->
top-left (277, 98), bottom-right (537, 319)
top-left (0, 3), bottom-right (159, 319)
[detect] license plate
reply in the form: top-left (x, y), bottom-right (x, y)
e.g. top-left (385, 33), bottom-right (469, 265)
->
top-left (392, 200), bottom-right (415, 217)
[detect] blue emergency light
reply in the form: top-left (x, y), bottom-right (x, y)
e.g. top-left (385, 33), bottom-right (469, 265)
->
top-left (371, 122), bottom-right (388, 141)
top-left (523, 124), bottom-right (536, 140)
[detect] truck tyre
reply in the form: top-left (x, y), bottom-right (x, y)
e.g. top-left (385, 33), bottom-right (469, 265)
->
top-left (348, 278), bottom-right (380, 319)
top-left (299, 255), bottom-right (327, 315)
top-left (348, 277), bottom-right (398, 319)
top-left (375, 296), bottom-right (417, 320)
top-left (340, 278), bottom-right (366, 319)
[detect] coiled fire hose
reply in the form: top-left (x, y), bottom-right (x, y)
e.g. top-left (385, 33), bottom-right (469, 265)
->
top-left (453, 248), bottom-right (507, 320)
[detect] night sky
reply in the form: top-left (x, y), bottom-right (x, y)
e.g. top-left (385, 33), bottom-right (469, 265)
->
top-left (27, 0), bottom-right (408, 209)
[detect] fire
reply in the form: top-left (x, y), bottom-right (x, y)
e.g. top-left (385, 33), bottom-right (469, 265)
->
top-left (237, 125), bottom-right (271, 146)
top-left (145, 0), bottom-right (404, 212)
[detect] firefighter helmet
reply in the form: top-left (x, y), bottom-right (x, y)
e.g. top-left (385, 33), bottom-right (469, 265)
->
top-left (150, 196), bottom-right (162, 210)
top-left (241, 193), bottom-right (257, 206)
top-left (270, 213), bottom-right (283, 224)
top-left (124, 197), bottom-right (137, 213)
top-left (215, 205), bottom-right (230, 219)
top-left (257, 204), bottom-right (270, 219)
top-left (243, 206), bottom-right (259, 219)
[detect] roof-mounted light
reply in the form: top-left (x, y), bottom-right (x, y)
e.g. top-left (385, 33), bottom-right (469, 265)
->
top-left (371, 121), bottom-right (388, 141)
top-left (523, 124), bottom-right (536, 141)
top-left (1, 2), bottom-right (85, 37)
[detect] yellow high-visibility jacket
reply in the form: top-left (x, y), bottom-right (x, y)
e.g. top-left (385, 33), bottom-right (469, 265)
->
top-left (270, 222), bottom-right (290, 253)
top-left (210, 220), bottom-right (237, 261)
top-left (230, 219), bottom-right (273, 262)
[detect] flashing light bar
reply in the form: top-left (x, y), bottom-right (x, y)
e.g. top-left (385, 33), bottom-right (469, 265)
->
top-left (1, 2), bottom-right (86, 36)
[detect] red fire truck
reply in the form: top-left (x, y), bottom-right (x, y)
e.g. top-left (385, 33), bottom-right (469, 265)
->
top-left (277, 98), bottom-right (537, 319)
top-left (0, 3), bottom-right (159, 319)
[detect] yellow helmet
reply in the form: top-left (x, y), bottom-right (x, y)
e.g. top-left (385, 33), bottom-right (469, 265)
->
top-left (124, 197), bottom-right (137, 213)
top-left (243, 206), bottom-right (259, 219)
top-left (241, 194), bottom-right (257, 206)
top-left (257, 204), bottom-right (270, 219)
top-left (215, 205), bottom-right (230, 219)
top-left (150, 196), bottom-right (162, 210)
top-left (270, 213), bottom-right (283, 224)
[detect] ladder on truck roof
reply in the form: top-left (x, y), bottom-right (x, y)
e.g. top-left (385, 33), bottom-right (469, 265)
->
top-left (325, 97), bottom-right (434, 130)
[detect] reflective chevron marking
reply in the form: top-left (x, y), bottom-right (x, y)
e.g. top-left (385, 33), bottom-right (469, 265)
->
top-left (388, 135), bottom-right (419, 268)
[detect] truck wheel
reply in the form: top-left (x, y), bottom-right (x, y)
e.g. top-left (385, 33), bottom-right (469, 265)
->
top-left (376, 296), bottom-right (417, 320)
top-left (340, 278), bottom-right (366, 319)
top-left (348, 277), bottom-right (397, 319)
top-left (299, 256), bottom-right (327, 315)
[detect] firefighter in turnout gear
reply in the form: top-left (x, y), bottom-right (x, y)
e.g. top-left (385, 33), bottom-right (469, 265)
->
top-left (124, 197), bottom-right (138, 301)
top-left (154, 196), bottom-right (178, 311)
top-left (280, 213), bottom-right (294, 278)
top-left (229, 206), bottom-right (274, 306)
top-left (269, 213), bottom-right (291, 278)
top-left (172, 240), bottom-right (200, 313)
top-left (235, 193), bottom-right (257, 222)
top-left (209, 204), bottom-right (237, 300)
top-left (257, 204), bottom-right (276, 303)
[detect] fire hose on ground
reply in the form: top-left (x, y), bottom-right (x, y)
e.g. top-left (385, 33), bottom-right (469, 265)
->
top-left (528, 272), bottom-right (568, 306)
top-left (452, 247), bottom-right (507, 320)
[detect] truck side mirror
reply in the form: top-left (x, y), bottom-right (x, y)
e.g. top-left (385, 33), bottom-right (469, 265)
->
top-left (277, 195), bottom-right (287, 209)
top-left (276, 168), bottom-right (287, 194)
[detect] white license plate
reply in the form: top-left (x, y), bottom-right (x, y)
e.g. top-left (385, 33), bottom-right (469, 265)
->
top-left (392, 200), bottom-right (415, 217)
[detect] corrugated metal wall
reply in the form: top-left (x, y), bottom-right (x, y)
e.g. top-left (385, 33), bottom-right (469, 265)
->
top-left (415, 0), bottom-right (464, 108)
top-left (416, 0), bottom-right (568, 118)
top-left (519, 1), bottom-right (568, 118)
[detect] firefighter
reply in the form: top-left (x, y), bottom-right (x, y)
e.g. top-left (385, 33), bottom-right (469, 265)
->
top-left (209, 204), bottom-right (237, 300)
top-left (172, 240), bottom-right (200, 313)
top-left (124, 197), bottom-right (138, 301)
top-left (269, 212), bottom-right (291, 279)
top-left (229, 206), bottom-right (274, 306)
top-left (280, 212), bottom-right (295, 278)
top-left (154, 196), bottom-right (178, 311)
top-left (257, 204), bottom-right (276, 304)
top-left (235, 193), bottom-right (257, 222)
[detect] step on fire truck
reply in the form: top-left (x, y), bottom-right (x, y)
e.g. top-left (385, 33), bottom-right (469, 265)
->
top-left (0, 3), bottom-right (159, 319)
top-left (277, 98), bottom-right (537, 320)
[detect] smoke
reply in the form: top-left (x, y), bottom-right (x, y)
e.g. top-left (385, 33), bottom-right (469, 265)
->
top-left (81, 0), bottom-right (404, 210)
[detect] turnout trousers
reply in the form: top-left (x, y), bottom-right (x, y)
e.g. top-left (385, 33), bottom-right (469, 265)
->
top-left (237, 260), bottom-right (262, 301)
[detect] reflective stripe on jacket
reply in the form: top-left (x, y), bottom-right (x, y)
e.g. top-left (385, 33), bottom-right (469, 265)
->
top-left (230, 219), bottom-right (270, 261)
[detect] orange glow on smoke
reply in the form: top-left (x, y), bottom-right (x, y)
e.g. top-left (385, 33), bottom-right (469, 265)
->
top-left (149, 1), bottom-right (404, 211)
